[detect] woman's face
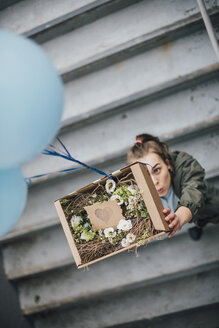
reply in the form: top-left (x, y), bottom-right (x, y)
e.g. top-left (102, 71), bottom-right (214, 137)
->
top-left (135, 152), bottom-right (171, 197)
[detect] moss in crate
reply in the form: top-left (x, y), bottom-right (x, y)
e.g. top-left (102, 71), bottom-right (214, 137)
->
top-left (60, 173), bottom-right (157, 264)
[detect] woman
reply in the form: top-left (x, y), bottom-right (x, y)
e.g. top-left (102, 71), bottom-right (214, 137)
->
top-left (127, 134), bottom-right (219, 240)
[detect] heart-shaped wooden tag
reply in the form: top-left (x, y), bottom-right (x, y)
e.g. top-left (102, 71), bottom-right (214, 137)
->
top-left (84, 200), bottom-right (125, 230)
top-left (95, 207), bottom-right (113, 223)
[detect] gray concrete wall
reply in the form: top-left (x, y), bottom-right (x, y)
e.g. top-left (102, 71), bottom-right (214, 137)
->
top-left (0, 0), bottom-right (219, 327)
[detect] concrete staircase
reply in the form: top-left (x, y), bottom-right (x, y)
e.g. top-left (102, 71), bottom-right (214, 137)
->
top-left (0, 0), bottom-right (219, 327)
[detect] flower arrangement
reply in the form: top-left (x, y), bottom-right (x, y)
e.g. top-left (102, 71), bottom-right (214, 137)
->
top-left (60, 171), bottom-right (158, 265)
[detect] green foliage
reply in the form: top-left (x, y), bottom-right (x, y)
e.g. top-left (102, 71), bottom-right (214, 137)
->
top-left (81, 230), bottom-right (96, 241)
top-left (113, 183), bottom-right (132, 204)
top-left (87, 192), bottom-right (111, 205)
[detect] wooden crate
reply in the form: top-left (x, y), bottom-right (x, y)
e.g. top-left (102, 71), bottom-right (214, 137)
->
top-left (54, 162), bottom-right (169, 268)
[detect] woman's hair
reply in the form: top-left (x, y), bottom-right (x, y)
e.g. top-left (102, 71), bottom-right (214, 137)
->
top-left (127, 133), bottom-right (173, 169)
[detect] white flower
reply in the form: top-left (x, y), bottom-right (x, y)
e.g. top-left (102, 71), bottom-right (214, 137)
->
top-left (83, 222), bottom-right (90, 229)
top-left (110, 194), bottom-right (123, 205)
top-left (121, 238), bottom-right (130, 248)
top-left (80, 230), bottom-right (95, 241)
top-left (117, 219), bottom-right (132, 231)
top-left (80, 231), bottom-right (89, 241)
top-left (105, 179), bottom-right (116, 194)
top-left (71, 215), bottom-right (82, 228)
top-left (128, 186), bottom-right (136, 195)
top-left (104, 227), bottom-right (116, 238)
top-left (126, 233), bottom-right (136, 243)
top-left (128, 184), bottom-right (139, 194)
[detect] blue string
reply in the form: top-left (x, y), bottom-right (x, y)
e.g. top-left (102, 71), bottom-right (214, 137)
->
top-left (25, 166), bottom-right (80, 186)
top-left (26, 161), bottom-right (154, 186)
top-left (26, 137), bottom-right (112, 185)
top-left (141, 162), bottom-right (155, 171)
top-left (25, 138), bottom-right (154, 185)
top-left (42, 137), bottom-right (112, 178)
top-left (57, 137), bottom-right (71, 157)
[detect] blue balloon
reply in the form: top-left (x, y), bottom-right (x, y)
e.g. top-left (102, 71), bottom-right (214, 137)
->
top-left (0, 167), bottom-right (27, 238)
top-left (0, 30), bottom-right (64, 168)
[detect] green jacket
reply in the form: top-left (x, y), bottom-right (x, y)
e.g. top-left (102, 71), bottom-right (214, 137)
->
top-left (170, 151), bottom-right (219, 224)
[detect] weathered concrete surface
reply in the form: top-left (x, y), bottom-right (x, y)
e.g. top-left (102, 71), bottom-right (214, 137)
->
top-left (0, 0), bottom-right (98, 34)
top-left (17, 225), bottom-right (219, 314)
top-left (0, 1), bottom-right (219, 327)
top-left (40, 0), bottom-right (219, 72)
top-left (33, 268), bottom-right (219, 327)
top-left (22, 77), bottom-right (219, 178)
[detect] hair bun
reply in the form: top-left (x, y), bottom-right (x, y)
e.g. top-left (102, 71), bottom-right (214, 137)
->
top-left (136, 133), bottom-right (159, 144)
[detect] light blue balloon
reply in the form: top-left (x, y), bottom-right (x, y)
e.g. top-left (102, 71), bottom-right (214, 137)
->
top-left (0, 29), bottom-right (64, 168)
top-left (0, 167), bottom-right (27, 238)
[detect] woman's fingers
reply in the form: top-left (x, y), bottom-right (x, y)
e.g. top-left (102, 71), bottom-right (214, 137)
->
top-left (168, 221), bottom-right (181, 238)
top-left (163, 209), bottom-right (181, 238)
top-left (164, 212), bottom-right (175, 223)
top-left (163, 208), bottom-right (170, 215)
top-left (169, 217), bottom-right (179, 229)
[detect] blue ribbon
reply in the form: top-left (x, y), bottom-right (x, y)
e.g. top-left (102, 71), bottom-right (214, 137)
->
top-left (141, 162), bottom-right (154, 170)
top-left (25, 137), bottom-right (155, 186)
top-left (25, 166), bottom-right (80, 186)
top-left (26, 137), bottom-right (112, 185)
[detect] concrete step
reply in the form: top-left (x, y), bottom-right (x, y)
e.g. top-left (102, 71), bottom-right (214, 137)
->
top-left (1, 24), bottom-right (214, 146)
top-left (22, 116), bottom-right (219, 185)
top-left (60, 64), bottom-right (219, 133)
top-left (0, 0), bottom-right (138, 41)
top-left (168, 121), bottom-right (219, 173)
top-left (0, 0), bottom-right (94, 34)
top-left (16, 224), bottom-right (219, 315)
top-left (107, 303), bottom-right (219, 328)
top-left (1, 221), bottom-right (193, 280)
top-left (33, 300), bottom-right (219, 328)
top-left (22, 73), bottom-right (219, 178)
top-left (0, 0), bottom-right (21, 10)
top-left (3, 224), bottom-right (73, 280)
top-left (1, 0), bottom-right (218, 44)
top-left (60, 29), bottom-right (219, 123)
top-left (40, 2), bottom-right (219, 78)
top-left (61, 14), bottom-right (219, 83)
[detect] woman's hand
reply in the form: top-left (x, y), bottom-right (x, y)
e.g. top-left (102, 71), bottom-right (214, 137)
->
top-left (163, 206), bottom-right (192, 238)
top-left (163, 208), bottom-right (183, 238)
